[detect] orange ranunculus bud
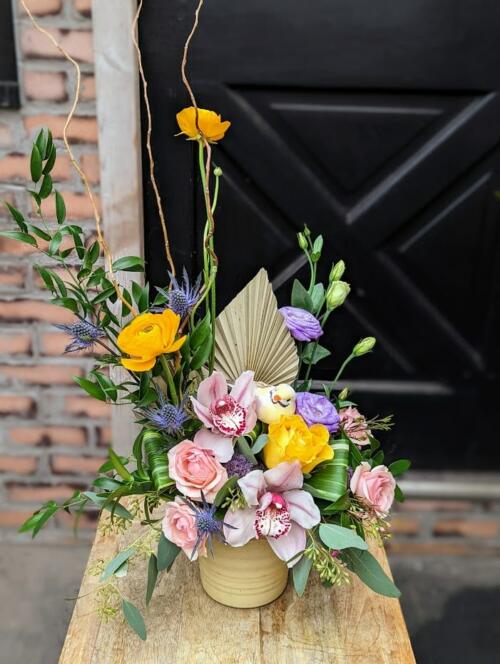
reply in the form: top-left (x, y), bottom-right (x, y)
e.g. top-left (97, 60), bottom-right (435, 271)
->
top-left (176, 107), bottom-right (231, 143)
top-left (263, 414), bottom-right (333, 473)
top-left (117, 309), bottom-right (186, 372)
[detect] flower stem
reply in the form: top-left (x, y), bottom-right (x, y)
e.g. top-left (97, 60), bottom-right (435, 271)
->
top-left (160, 355), bottom-right (179, 405)
top-left (333, 353), bottom-right (355, 384)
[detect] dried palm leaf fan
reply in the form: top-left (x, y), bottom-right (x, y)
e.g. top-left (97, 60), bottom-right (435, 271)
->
top-left (214, 269), bottom-right (299, 385)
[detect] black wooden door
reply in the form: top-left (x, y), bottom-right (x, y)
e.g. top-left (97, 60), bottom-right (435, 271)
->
top-left (139, 0), bottom-right (500, 470)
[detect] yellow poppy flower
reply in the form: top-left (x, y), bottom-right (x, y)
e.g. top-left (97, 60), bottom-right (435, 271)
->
top-left (176, 107), bottom-right (231, 143)
top-left (117, 309), bottom-right (186, 372)
top-left (263, 414), bottom-right (333, 473)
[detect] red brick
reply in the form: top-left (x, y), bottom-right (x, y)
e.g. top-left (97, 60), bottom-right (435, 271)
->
top-left (21, 28), bottom-right (94, 64)
top-left (51, 454), bottom-right (104, 474)
top-left (0, 395), bottom-right (35, 415)
top-left (7, 483), bottom-right (78, 502)
top-left (40, 331), bottom-right (104, 357)
top-left (391, 516), bottom-right (420, 536)
top-left (65, 395), bottom-right (110, 418)
top-left (24, 114), bottom-right (98, 144)
top-left (36, 191), bottom-right (101, 220)
top-left (433, 519), bottom-right (498, 539)
top-left (0, 364), bottom-right (83, 385)
top-left (81, 153), bottom-right (100, 184)
top-left (0, 152), bottom-right (71, 182)
top-left (0, 456), bottom-right (37, 474)
top-left (396, 499), bottom-right (475, 513)
top-left (97, 425), bottom-right (112, 447)
top-left (23, 70), bottom-right (67, 102)
top-left (0, 234), bottom-right (38, 256)
top-left (0, 332), bottom-right (32, 355)
top-left (0, 123), bottom-right (13, 148)
top-left (9, 426), bottom-right (86, 447)
top-left (0, 509), bottom-right (35, 528)
top-left (19, 0), bottom-right (62, 16)
top-left (0, 268), bottom-right (26, 288)
top-left (74, 0), bottom-right (91, 16)
top-left (81, 75), bottom-right (95, 101)
top-left (0, 300), bottom-right (74, 324)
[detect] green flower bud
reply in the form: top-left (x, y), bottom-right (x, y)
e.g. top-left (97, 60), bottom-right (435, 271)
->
top-left (326, 280), bottom-right (350, 310)
top-left (213, 166), bottom-right (223, 177)
top-left (329, 260), bottom-right (345, 282)
top-left (338, 387), bottom-right (350, 401)
top-left (352, 336), bottom-right (376, 357)
top-left (297, 232), bottom-right (308, 250)
top-left (303, 224), bottom-right (311, 237)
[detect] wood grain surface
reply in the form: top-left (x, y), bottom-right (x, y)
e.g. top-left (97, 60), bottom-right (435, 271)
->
top-left (59, 520), bottom-right (415, 664)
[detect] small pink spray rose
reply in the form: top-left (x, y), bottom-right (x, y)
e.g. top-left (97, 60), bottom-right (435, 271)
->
top-left (167, 439), bottom-right (228, 503)
top-left (350, 461), bottom-right (395, 515)
top-left (162, 497), bottom-right (207, 560)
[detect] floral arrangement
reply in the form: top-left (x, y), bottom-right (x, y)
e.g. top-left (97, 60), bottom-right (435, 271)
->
top-left (2, 109), bottom-right (410, 638)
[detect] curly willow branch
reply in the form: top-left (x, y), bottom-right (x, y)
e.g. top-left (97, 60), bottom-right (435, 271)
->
top-left (131, 0), bottom-right (176, 279)
top-left (180, 0), bottom-right (218, 268)
top-left (20, 0), bottom-right (137, 316)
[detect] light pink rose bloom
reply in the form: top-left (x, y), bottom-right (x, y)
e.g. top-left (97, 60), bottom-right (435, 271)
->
top-left (223, 461), bottom-right (320, 567)
top-left (339, 406), bottom-right (371, 446)
top-left (191, 370), bottom-right (257, 462)
top-left (162, 497), bottom-right (207, 560)
top-left (168, 439), bottom-right (228, 503)
top-left (350, 461), bottom-right (395, 515)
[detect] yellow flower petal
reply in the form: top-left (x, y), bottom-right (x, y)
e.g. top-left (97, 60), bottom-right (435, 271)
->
top-left (176, 107), bottom-right (231, 143)
top-left (121, 356), bottom-right (156, 372)
top-left (264, 414), bottom-right (333, 472)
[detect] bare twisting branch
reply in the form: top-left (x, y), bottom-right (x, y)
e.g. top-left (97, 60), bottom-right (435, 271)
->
top-left (132, 0), bottom-right (177, 279)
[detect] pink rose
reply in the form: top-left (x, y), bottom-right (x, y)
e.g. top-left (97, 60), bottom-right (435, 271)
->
top-left (350, 461), bottom-right (395, 515)
top-left (168, 439), bottom-right (228, 503)
top-left (339, 406), bottom-right (371, 446)
top-left (162, 497), bottom-right (206, 560)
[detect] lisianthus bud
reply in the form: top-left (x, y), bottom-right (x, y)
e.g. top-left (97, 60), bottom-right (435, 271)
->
top-left (303, 225), bottom-right (311, 237)
top-left (214, 166), bottom-right (223, 177)
top-left (338, 387), bottom-right (350, 400)
top-left (329, 260), bottom-right (345, 282)
top-left (297, 232), bottom-right (308, 250)
top-left (326, 280), bottom-right (350, 310)
top-left (352, 337), bottom-right (376, 356)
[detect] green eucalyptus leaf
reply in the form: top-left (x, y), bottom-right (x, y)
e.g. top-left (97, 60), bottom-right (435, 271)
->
top-left (342, 548), bottom-right (401, 598)
top-left (319, 523), bottom-right (368, 551)
top-left (146, 554), bottom-right (158, 605)
top-left (292, 554), bottom-right (312, 596)
top-left (122, 599), bottom-right (147, 641)
top-left (251, 433), bottom-right (269, 454)
top-left (236, 436), bottom-right (258, 464)
top-left (157, 532), bottom-right (180, 571)
top-left (100, 547), bottom-right (136, 581)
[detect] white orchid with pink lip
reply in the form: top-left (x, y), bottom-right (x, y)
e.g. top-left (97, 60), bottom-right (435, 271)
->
top-left (223, 461), bottom-right (320, 567)
top-left (191, 370), bottom-right (257, 462)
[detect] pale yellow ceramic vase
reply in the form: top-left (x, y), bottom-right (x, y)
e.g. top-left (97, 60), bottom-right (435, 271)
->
top-left (198, 538), bottom-right (289, 608)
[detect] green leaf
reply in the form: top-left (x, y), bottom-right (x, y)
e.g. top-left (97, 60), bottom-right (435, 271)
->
top-left (100, 547), bottom-right (136, 581)
top-left (236, 436), bottom-right (258, 464)
top-left (93, 477), bottom-right (123, 491)
top-left (4, 202), bottom-right (27, 232)
top-left (348, 439), bottom-right (363, 468)
top-left (48, 231), bottom-right (63, 255)
top-left (87, 240), bottom-right (101, 266)
top-left (319, 523), bottom-right (368, 551)
top-left (251, 433), bottom-right (268, 454)
top-left (35, 128), bottom-right (49, 160)
top-left (301, 342), bottom-right (330, 365)
top-left (306, 438), bottom-right (349, 502)
top-left (190, 332), bottom-right (213, 370)
top-left (122, 599), bottom-right (147, 641)
top-left (112, 255), bottom-right (145, 272)
top-left (157, 532), bottom-right (180, 571)
top-left (322, 490), bottom-right (351, 514)
top-left (310, 282), bottom-right (325, 313)
top-left (19, 501), bottom-right (58, 537)
top-left (108, 447), bottom-right (133, 482)
top-left (291, 279), bottom-right (313, 312)
top-left (394, 484), bottom-right (405, 503)
top-left (98, 456), bottom-right (127, 473)
top-left (146, 554), bottom-right (158, 605)
top-left (83, 491), bottom-right (133, 520)
top-left (0, 230), bottom-right (37, 247)
top-left (50, 270), bottom-right (68, 297)
top-left (42, 144), bottom-right (56, 174)
top-left (55, 191), bottom-right (66, 224)
top-left (93, 372), bottom-right (118, 402)
top-left (342, 548), bottom-right (401, 598)
top-left (190, 313), bottom-right (211, 349)
top-left (39, 174), bottom-right (53, 199)
top-left (213, 475), bottom-right (239, 507)
top-left (30, 144), bottom-right (43, 183)
top-left (292, 555), bottom-right (312, 596)
top-left (35, 266), bottom-right (55, 292)
top-left (74, 376), bottom-right (107, 401)
top-left (27, 224), bottom-right (51, 241)
top-left (371, 450), bottom-right (385, 466)
top-left (388, 459), bottom-right (411, 477)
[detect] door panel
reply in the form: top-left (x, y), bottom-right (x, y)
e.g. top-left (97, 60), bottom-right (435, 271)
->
top-left (139, 1), bottom-right (500, 469)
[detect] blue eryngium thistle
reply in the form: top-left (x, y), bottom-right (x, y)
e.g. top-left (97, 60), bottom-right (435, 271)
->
top-left (182, 492), bottom-right (235, 559)
top-left (55, 319), bottom-right (106, 353)
top-left (155, 268), bottom-right (202, 319)
top-left (142, 393), bottom-right (188, 434)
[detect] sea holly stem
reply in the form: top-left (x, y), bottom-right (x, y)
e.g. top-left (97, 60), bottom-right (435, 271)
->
top-left (159, 355), bottom-right (179, 405)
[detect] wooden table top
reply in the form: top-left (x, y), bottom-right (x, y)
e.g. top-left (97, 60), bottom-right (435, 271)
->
top-left (59, 519), bottom-right (415, 664)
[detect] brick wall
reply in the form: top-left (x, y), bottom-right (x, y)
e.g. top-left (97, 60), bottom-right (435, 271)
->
top-left (0, 0), bottom-right (109, 539)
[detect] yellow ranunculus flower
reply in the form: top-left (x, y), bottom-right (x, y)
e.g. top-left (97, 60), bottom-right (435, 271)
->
top-left (264, 414), bottom-right (333, 473)
top-left (176, 107), bottom-right (231, 143)
top-left (117, 309), bottom-right (186, 372)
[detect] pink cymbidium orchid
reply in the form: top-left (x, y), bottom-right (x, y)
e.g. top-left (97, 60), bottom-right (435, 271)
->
top-left (223, 461), bottom-right (320, 567)
top-left (191, 370), bottom-right (257, 462)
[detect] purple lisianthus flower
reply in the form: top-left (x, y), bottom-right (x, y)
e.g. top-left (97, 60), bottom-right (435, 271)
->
top-left (295, 392), bottom-right (340, 434)
top-left (279, 306), bottom-right (323, 342)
